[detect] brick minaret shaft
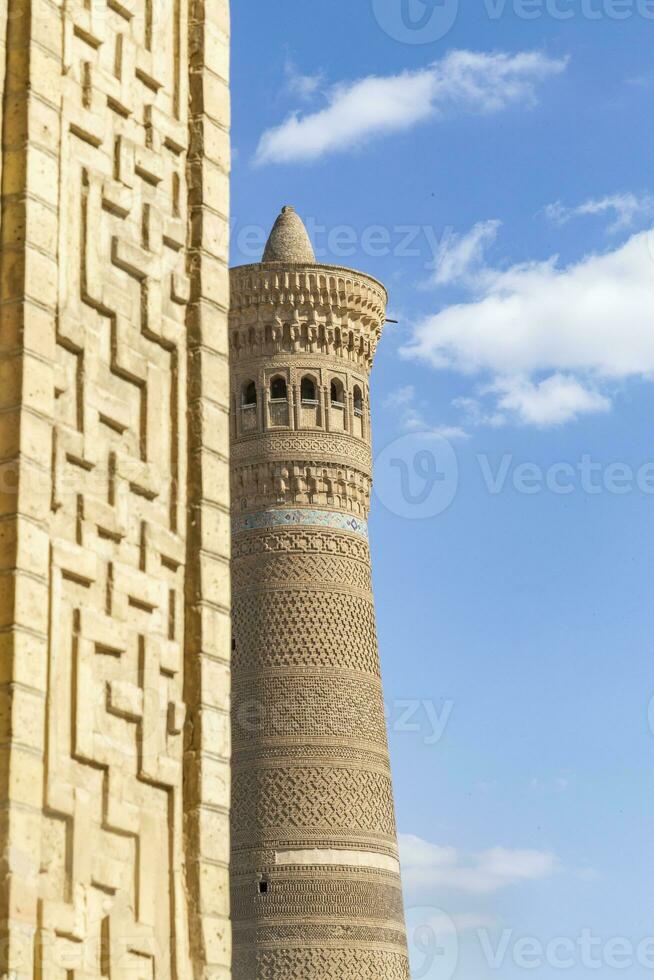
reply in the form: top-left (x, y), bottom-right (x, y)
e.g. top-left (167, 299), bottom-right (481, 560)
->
top-left (229, 206), bottom-right (410, 979)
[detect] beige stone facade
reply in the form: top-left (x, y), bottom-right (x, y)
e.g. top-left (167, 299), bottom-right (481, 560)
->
top-left (0, 1), bottom-right (231, 976)
top-left (230, 207), bottom-right (410, 979)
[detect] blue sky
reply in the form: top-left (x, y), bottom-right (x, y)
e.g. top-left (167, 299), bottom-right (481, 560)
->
top-left (231, 4), bottom-right (654, 977)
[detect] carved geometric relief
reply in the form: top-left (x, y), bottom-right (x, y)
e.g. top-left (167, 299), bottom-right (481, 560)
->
top-left (233, 589), bottom-right (381, 675)
top-left (33, 0), bottom-right (224, 975)
top-left (251, 949), bottom-right (411, 980)
top-left (232, 765), bottom-right (397, 837)
top-left (232, 671), bottom-right (388, 745)
top-left (1, 0), bottom-right (229, 971)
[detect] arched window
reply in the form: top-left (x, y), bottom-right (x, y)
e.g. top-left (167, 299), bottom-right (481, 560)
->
top-left (353, 385), bottom-right (363, 415)
top-left (301, 376), bottom-right (317, 403)
top-left (330, 379), bottom-right (345, 406)
top-left (242, 380), bottom-right (257, 407)
top-left (270, 376), bottom-right (287, 400)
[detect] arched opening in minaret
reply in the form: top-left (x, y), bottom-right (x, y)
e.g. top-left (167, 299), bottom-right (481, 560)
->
top-left (330, 379), bottom-right (345, 406)
top-left (269, 375), bottom-right (289, 427)
top-left (353, 385), bottom-right (364, 415)
top-left (242, 380), bottom-right (257, 407)
top-left (300, 376), bottom-right (318, 404)
top-left (270, 376), bottom-right (287, 400)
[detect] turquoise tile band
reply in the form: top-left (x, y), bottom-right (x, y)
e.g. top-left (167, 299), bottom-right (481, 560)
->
top-left (232, 508), bottom-right (369, 539)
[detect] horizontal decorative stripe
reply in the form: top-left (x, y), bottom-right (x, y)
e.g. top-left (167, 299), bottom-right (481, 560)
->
top-left (232, 508), bottom-right (368, 539)
top-left (275, 848), bottom-right (400, 875)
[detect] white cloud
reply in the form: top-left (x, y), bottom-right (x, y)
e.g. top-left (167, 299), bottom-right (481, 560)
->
top-left (384, 384), bottom-right (417, 409)
top-left (403, 229), bottom-right (654, 426)
top-left (384, 385), bottom-right (469, 439)
top-left (453, 396), bottom-right (506, 429)
top-left (491, 375), bottom-right (610, 427)
top-left (477, 847), bottom-right (559, 882)
top-left (531, 773), bottom-right (572, 794)
top-left (546, 193), bottom-right (654, 233)
top-left (284, 58), bottom-right (324, 101)
top-left (399, 834), bottom-right (560, 896)
top-left (432, 220), bottom-right (501, 286)
top-left (255, 50), bottom-right (568, 165)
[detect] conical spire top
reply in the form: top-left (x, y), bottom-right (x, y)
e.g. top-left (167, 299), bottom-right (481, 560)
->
top-left (262, 205), bottom-right (316, 264)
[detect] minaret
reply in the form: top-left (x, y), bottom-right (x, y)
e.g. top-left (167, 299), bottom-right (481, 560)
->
top-left (229, 206), bottom-right (410, 979)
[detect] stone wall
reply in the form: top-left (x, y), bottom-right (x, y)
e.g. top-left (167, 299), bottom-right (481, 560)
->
top-left (0, 1), bottom-right (231, 976)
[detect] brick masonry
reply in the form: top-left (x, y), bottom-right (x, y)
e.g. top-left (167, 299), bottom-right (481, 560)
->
top-left (0, 1), bottom-right (231, 976)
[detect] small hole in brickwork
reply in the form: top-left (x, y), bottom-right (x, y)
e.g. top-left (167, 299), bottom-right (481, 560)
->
top-left (258, 878), bottom-right (269, 895)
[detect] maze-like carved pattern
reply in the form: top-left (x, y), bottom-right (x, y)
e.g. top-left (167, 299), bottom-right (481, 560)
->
top-left (41, 2), bottom-right (195, 975)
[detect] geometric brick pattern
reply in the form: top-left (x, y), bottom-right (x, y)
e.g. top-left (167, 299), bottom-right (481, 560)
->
top-left (0, 0), bottom-right (230, 975)
top-left (232, 874), bottom-right (406, 924)
top-left (255, 949), bottom-right (411, 980)
top-left (239, 922), bottom-right (409, 947)
top-left (232, 550), bottom-right (373, 595)
top-left (232, 671), bottom-right (388, 744)
top-left (233, 587), bottom-right (381, 675)
top-left (231, 431), bottom-right (373, 470)
top-left (233, 765), bottom-right (398, 836)
top-left (232, 527), bottom-right (372, 562)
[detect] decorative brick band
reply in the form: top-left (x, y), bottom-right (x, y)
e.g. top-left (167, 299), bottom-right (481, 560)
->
top-left (232, 508), bottom-right (369, 539)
